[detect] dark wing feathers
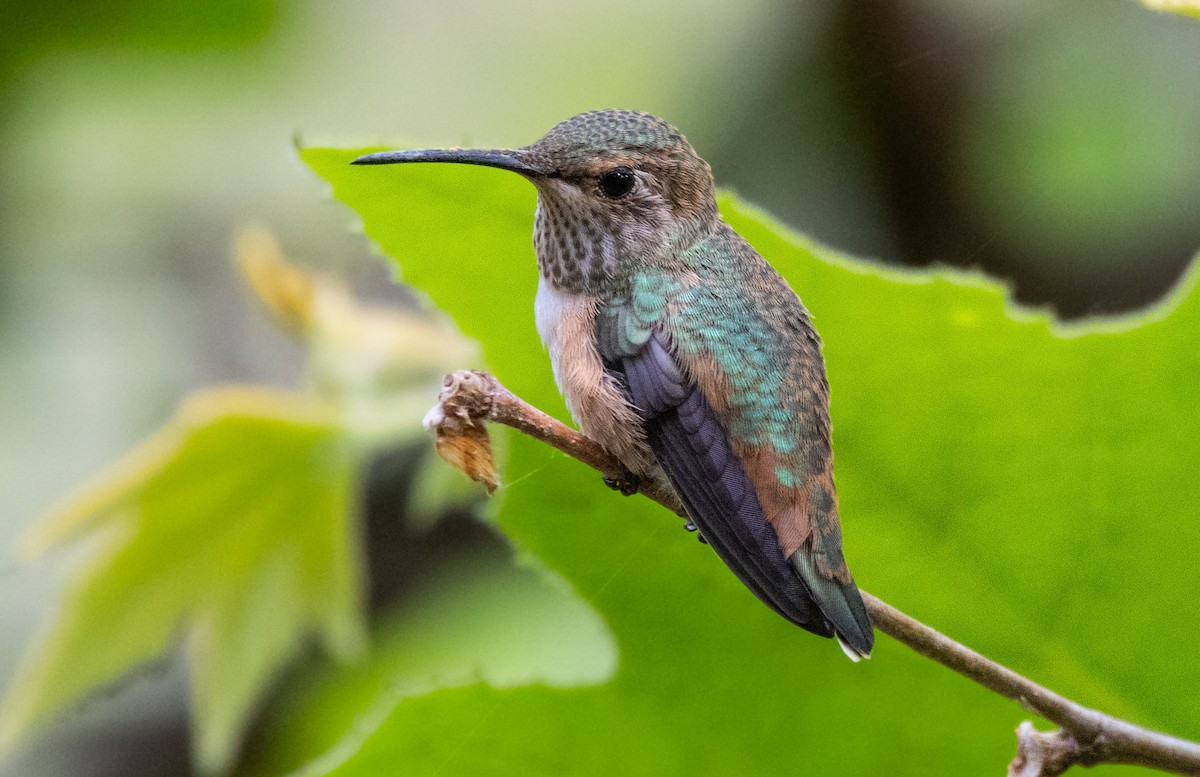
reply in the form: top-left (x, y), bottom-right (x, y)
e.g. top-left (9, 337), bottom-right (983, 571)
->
top-left (617, 330), bottom-right (833, 636)
top-left (623, 336), bottom-right (688, 413)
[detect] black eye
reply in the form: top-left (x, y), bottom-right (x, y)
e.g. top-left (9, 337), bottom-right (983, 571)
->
top-left (599, 166), bottom-right (636, 199)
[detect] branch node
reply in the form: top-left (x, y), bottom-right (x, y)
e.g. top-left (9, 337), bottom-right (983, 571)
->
top-left (1009, 722), bottom-right (1081, 777)
top-left (423, 370), bottom-right (501, 494)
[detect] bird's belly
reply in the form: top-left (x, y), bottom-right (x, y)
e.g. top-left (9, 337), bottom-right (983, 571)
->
top-left (534, 278), bottom-right (656, 474)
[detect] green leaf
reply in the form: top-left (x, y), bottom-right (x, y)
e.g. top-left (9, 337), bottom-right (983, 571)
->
top-left (235, 520), bottom-right (616, 777)
top-left (1, 388), bottom-right (366, 775)
top-left (299, 146), bottom-right (1200, 775)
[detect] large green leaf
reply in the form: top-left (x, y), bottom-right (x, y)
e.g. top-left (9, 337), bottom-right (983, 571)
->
top-left (297, 146), bottom-right (1200, 775)
top-left (235, 518), bottom-right (616, 777)
top-left (0, 388), bottom-right (365, 775)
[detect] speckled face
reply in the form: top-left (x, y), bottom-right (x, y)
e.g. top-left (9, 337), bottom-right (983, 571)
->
top-left (524, 110), bottom-right (719, 295)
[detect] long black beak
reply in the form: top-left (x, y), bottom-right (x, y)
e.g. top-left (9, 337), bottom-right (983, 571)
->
top-left (350, 148), bottom-right (542, 177)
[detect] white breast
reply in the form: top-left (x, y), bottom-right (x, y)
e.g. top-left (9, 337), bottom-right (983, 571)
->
top-left (533, 277), bottom-right (654, 474)
top-left (534, 275), bottom-right (571, 350)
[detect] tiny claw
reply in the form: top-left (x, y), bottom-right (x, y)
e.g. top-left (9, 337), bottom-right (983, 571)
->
top-left (683, 522), bottom-right (708, 544)
top-left (602, 471), bottom-right (640, 497)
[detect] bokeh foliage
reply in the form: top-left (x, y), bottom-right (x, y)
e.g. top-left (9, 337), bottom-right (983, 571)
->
top-left (1, 389), bottom-right (363, 774)
top-left (2, 2), bottom-right (1199, 776)
top-left (0, 238), bottom-right (617, 775)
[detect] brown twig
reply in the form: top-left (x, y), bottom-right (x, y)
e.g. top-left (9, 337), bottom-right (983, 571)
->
top-left (424, 369), bottom-right (1200, 777)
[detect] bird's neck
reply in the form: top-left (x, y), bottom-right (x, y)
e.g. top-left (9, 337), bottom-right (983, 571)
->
top-left (533, 196), bottom-right (620, 295)
top-left (533, 200), bottom-right (718, 297)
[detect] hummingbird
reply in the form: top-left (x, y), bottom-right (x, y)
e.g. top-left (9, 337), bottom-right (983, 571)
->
top-left (353, 110), bottom-right (874, 660)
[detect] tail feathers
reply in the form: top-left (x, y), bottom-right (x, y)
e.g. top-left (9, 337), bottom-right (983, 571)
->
top-left (792, 551), bottom-right (874, 661)
top-left (836, 635), bottom-right (868, 663)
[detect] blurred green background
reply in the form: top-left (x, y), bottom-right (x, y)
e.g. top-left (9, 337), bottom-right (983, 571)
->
top-left (1, 0), bottom-right (1198, 775)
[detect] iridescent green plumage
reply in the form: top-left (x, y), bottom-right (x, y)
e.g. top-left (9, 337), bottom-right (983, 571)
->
top-left (353, 109), bottom-right (874, 659)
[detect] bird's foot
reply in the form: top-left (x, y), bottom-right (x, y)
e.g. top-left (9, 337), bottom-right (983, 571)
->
top-left (683, 522), bottom-right (708, 544)
top-left (602, 470), bottom-right (640, 497)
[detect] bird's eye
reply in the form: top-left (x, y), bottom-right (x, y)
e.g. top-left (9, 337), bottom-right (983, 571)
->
top-left (599, 166), bottom-right (636, 199)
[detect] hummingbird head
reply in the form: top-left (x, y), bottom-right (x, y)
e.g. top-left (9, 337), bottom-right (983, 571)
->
top-left (353, 110), bottom-right (719, 294)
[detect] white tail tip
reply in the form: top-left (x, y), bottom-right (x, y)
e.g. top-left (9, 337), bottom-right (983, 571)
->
top-left (837, 635), bottom-right (871, 663)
